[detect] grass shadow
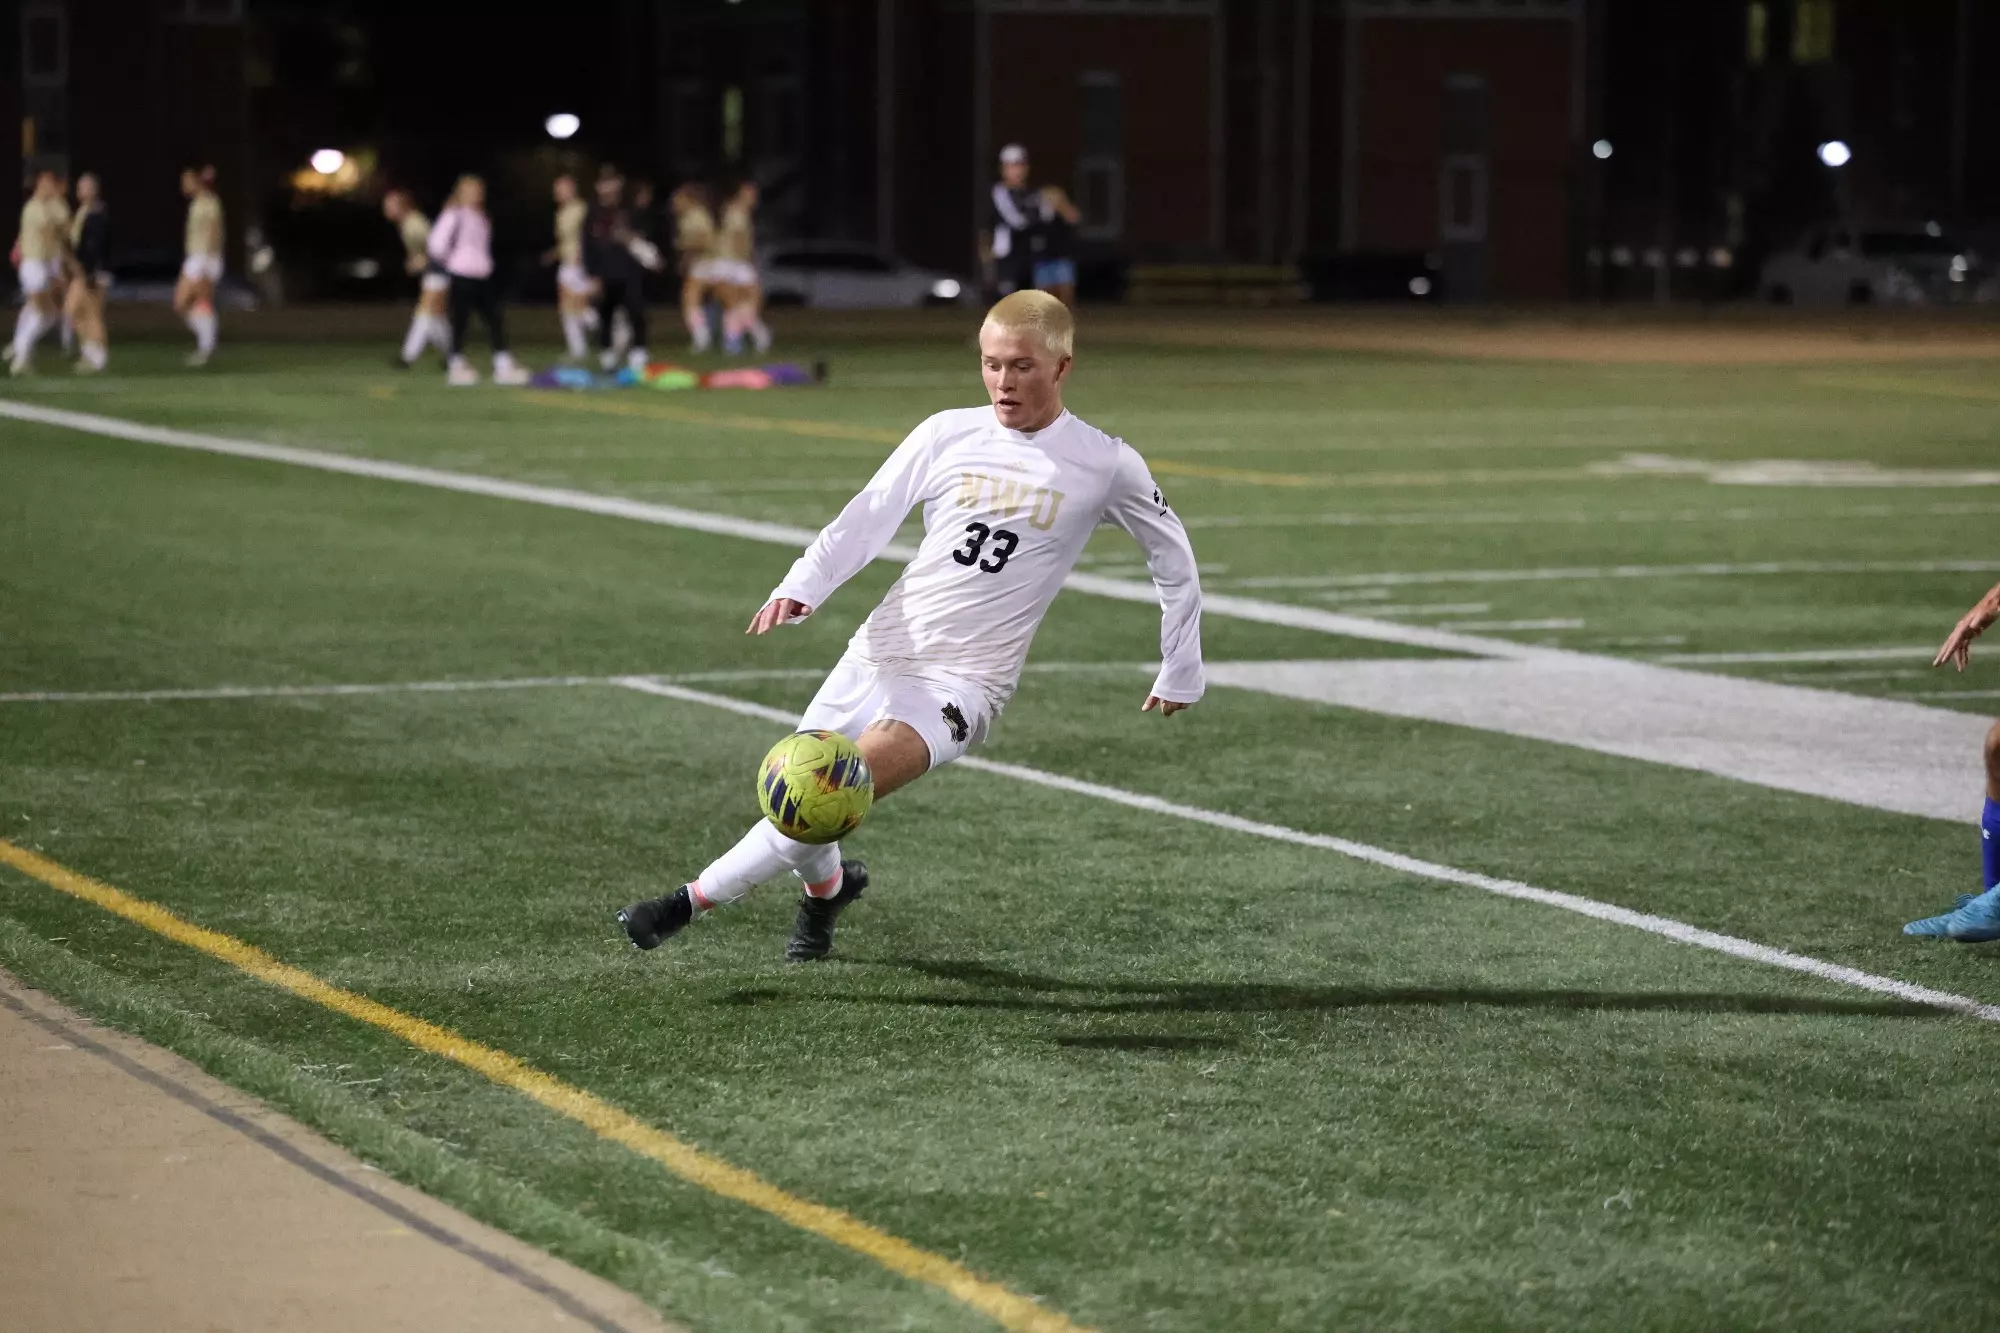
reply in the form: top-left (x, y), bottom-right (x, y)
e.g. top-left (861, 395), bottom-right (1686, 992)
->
top-left (717, 957), bottom-right (1946, 1020)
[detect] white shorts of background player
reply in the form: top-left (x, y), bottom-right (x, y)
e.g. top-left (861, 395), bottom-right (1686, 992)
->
top-left (180, 254), bottom-right (223, 283)
top-left (15, 259), bottom-right (54, 295)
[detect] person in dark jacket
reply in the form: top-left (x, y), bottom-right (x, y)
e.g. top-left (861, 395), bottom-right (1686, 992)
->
top-left (65, 172), bottom-right (110, 373)
top-left (584, 170), bottom-right (662, 372)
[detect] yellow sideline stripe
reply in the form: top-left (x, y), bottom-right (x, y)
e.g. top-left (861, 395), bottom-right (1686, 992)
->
top-left (1798, 373), bottom-right (2000, 404)
top-left (525, 392), bottom-right (1607, 491)
top-left (522, 391), bottom-right (903, 445)
top-left (0, 839), bottom-right (1089, 1333)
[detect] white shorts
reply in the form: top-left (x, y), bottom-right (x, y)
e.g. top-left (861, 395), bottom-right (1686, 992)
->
top-left (16, 258), bottom-right (53, 295)
top-left (691, 258), bottom-right (757, 287)
top-left (556, 262), bottom-right (593, 295)
top-left (797, 651), bottom-right (994, 771)
top-left (180, 254), bottom-right (223, 283)
top-left (420, 271), bottom-right (451, 294)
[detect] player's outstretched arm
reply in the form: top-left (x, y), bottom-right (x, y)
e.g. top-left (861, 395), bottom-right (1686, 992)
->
top-left (746, 598), bottom-right (812, 635)
top-left (1935, 580), bottom-right (2000, 671)
top-left (1106, 446), bottom-right (1206, 718)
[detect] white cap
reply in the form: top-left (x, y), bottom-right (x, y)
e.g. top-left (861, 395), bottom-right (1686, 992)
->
top-left (999, 143), bottom-right (1028, 165)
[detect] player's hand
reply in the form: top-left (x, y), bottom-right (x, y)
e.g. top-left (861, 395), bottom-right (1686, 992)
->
top-left (1141, 695), bottom-right (1192, 717)
top-left (747, 598), bottom-right (811, 635)
top-left (1935, 609), bottom-right (1991, 671)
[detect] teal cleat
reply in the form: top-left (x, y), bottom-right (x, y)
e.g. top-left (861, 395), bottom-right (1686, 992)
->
top-left (1904, 887), bottom-right (2000, 941)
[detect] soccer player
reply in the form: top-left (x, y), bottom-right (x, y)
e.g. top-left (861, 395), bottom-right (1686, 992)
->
top-left (175, 166), bottom-right (224, 367)
top-left (428, 175), bottom-right (529, 386)
top-left (544, 174), bottom-right (596, 362)
top-left (44, 172), bottom-right (73, 355)
top-left (8, 170), bottom-right (65, 375)
top-left (670, 183), bottom-right (717, 353)
top-left (1904, 580), bottom-right (2000, 940)
top-left (618, 291), bottom-right (1204, 961)
top-left (1034, 184), bottom-right (1081, 308)
top-left (64, 173), bottom-right (110, 373)
top-left (979, 143), bottom-right (1040, 298)
top-left (713, 179), bottom-right (771, 355)
top-left (383, 188), bottom-right (449, 368)
top-left (584, 170), bottom-right (660, 372)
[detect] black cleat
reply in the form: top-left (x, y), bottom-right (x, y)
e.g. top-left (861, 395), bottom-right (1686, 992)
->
top-left (619, 885), bottom-right (694, 950)
top-left (785, 861), bottom-right (868, 963)
top-left (391, 354), bottom-right (413, 370)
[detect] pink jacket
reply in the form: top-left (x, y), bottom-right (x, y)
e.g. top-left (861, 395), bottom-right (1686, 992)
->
top-left (427, 205), bottom-right (493, 279)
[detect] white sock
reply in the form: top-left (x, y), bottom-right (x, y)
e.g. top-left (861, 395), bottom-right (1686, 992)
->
top-left (59, 317), bottom-right (74, 352)
top-left (561, 313), bottom-right (588, 359)
top-left (750, 318), bottom-right (771, 353)
top-left (494, 351), bottom-right (518, 373)
top-left (685, 308), bottom-right (711, 352)
top-left (80, 341), bottom-right (107, 369)
top-left (693, 822), bottom-right (839, 909)
top-left (401, 313), bottom-right (430, 362)
top-left (427, 315), bottom-right (452, 352)
top-left (190, 309), bottom-right (217, 354)
top-left (12, 305), bottom-right (44, 359)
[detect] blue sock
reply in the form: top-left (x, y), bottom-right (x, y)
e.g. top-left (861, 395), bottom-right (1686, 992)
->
top-left (1985, 798), bottom-right (2000, 890)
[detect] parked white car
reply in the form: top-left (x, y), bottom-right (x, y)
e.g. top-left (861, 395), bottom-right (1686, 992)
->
top-left (1759, 224), bottom-right (1992, 305)
top-left (757, 243), bottom-right (965, 308)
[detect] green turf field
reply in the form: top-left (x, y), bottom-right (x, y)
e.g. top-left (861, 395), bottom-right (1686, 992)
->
top-left (5, 318), bottom-right (2000, 1331)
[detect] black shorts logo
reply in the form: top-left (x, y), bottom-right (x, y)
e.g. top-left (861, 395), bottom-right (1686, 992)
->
top-left (941, 702), bottom-right (970, 744)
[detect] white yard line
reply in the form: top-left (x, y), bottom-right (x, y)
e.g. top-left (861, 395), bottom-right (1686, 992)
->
top-left (0, 676), bottom-right (613, 704)
top-left (1184, 502), bottom-right (2000, 530)
top-left (0, 399), bottom-right (1530, 663)
top-left (0, 663), bottom-right (1164, 705)
top-left (1438, 618), bottom-right (1585, 632)
top-left (1228, 561), bottom-right (2000, 590)
top-left (613, 676), bottom-right (2000, 1025)
top-left (1652, 646), bottom-right (1935, 665)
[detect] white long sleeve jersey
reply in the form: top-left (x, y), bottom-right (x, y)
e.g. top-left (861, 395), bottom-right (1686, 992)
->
top-left (771, 406), bottom-right (1205, 712)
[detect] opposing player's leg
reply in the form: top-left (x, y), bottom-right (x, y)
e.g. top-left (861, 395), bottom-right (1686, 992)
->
top-left (1906, 719), bottom-right (2000, 940)
top-left (681, 276), bottom-right (712, 352)
top-left (9, 262), bottom-right (56, 374)
top-left (181, 264), bottom-right (218, 367)
top-left (66, 272), bottom-right (107, 372)
top-left (444, 275), bottom-right (479, 385)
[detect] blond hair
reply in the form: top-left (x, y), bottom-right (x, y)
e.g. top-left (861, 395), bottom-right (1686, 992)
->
top-left (982, 290), bottom-right (1074, 358)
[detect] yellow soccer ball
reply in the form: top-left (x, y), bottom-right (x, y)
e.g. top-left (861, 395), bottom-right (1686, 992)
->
top-left (757, 730), bottom-right (874, 844)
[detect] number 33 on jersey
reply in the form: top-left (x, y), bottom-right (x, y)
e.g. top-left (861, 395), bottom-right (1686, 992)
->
top-left (768, 404), bottom-right (1206, 713)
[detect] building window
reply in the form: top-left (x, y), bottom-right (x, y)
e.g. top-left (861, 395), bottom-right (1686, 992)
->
top-left (22, 4), bottom-right (66, 89)
top-left (1076, 71), bottom-right (1124, 240)
top-left (167, 0), bottom-right (244, 21)
top-left (1746, 2), bottom-right (1767, 66)
top-left (1791, 0), bottom-right (1834, 64)
top-left (722, 86), bottom-right (745, 163)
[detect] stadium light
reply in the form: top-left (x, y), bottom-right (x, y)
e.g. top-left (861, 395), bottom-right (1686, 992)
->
top-left (545, 113), bottom-right (581, 141)
top-left (1817, 140), bottom-right (1851, 168)
top-left (1591, 139), bottom-right (1613, 160)
top-left (310, 148), bottom-right (345, 175)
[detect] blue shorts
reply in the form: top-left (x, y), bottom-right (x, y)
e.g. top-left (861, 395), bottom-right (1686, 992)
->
top-left (1033, 259), bottom-right (1077, 289)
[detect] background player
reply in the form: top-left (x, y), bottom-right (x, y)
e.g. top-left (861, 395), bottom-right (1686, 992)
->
top-left (713, 179), bottom-right (771, 355)
top-left (175, 166), bottom-right (224, 367)
top-left (427, 174), bottom-right (528, 386)
top-left (1905, 580), bottom-right (2000, 941)
top-left (584, 169), bottom-right (659, 372)
top-left (1034, 184), bottom-right (1081, 307)
top-left (8, 170), bottom-right (66, 375)
top-left (670, 182), bottom-right (717, 353)
top-left (64, 173), bottom-right (110, 373)
top-left (383, 188), bottom-right (449, 368)
top-left (544, 174), bottom-right (596, 362)
top-left (618, 290), bottom-right (1204, 962)
top-left (980, 143), bottom-right (1040, 298)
